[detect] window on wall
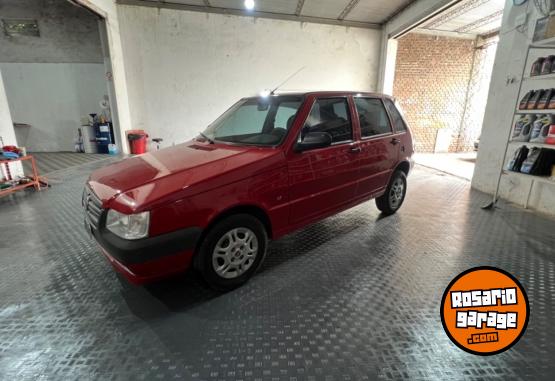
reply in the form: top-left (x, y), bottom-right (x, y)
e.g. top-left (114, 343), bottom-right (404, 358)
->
top-left (354, 98), bottom-right (392, 137)
top-left (301, 98), bottom-right (352, 144)
top-left (2, 19), bottom-right (40, 37)
top-left (383, 98), bottom-right (407, 132)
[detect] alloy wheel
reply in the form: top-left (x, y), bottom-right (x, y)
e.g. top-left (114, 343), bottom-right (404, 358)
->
top-left (212, 227), bottom-right (259, 279)
top-left (389, 177), bottom-right (405, 209)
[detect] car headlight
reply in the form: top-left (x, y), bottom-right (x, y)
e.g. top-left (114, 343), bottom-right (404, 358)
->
top-left (106, 209), bottom-right (150, 240)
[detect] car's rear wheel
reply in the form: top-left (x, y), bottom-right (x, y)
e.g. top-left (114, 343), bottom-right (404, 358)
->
top-left (195, 214), bottom-right (267, 291)
top-left (375, 170), bottom-right (407, 215)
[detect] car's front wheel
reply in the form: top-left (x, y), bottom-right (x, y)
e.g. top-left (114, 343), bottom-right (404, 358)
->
top-left (375, 170), bottom-right (407, 215)
top-left (195, 214), bottom-right (268, 291)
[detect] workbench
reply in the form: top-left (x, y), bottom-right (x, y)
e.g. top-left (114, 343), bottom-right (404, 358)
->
top-left (0, 155), bottom-right (41, 197)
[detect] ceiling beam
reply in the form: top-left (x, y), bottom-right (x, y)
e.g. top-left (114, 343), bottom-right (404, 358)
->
top-left (455, 9), bottom-right (503, 33)
top-left (423, 0), bottom-right (490, 29)
top-left (295, 0), bottom-right (305, 16)
top-left (338, 0), bottom-right (361, 21)
top-left (117, 0), bottom-right (381, 29)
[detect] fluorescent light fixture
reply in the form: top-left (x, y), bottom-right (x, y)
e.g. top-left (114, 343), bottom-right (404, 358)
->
top-left (259, 89), bottom-right (271, 97)
top-left (244, 0), bottom-right (255, 10)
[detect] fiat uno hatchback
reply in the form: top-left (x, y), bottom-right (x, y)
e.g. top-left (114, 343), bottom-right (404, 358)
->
top-left (83, 92), bottom-right (414, 289)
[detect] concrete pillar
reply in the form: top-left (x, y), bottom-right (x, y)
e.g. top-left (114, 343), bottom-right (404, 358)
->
top-left (76, 0), bottom-right (134, 154)
top-left (378, 38), bottom-right (398, 95)
top-left (0, 68), bottom-right (23, 177)
top-left (0, 69), bottom-right (17, 147)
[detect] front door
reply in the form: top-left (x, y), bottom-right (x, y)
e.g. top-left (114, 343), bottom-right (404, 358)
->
top-left (353, 97), bottom-right (399, 198)
top-left (287, 97), bottom-right (360, 225)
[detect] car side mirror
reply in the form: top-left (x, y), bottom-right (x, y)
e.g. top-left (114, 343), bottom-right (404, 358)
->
top-left (295, 132), bottom-right (332, 152)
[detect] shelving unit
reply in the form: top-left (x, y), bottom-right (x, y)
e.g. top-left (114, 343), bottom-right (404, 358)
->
top-left (533, 36), bottom-right (555, 48)
top-left (515, 108), bottom-right (555, 114)
top-left (488, 42), bottom-right (555, 209)
top-left (502, 170), bottom-right (555, 186)
top-left (523, 73), bottom-right (555, 81)
top-left (509, 140), bottom-right (555, 149)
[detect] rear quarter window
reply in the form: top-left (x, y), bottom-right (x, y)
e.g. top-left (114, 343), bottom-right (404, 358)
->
top-left (384, 99), bottom-right (407, 132)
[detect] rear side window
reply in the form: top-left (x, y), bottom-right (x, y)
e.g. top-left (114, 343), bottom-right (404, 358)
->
top-left (302, 98), bottom-right (352, 143)
top-left (354, 98), bottom-right (392, 138)
top-left (384, 98), bottom-right (407, 132)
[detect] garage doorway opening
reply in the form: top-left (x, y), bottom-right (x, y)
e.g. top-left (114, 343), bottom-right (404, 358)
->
top-left (391, 0), bottom-right (503, 180)
top-left (0, 0), bottom-right (121, 174)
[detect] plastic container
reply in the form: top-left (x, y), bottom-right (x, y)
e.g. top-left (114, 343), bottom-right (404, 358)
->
top-left (546, 125), bottom-right (555, 144)
top-left (541, 56), bottom-right (555, 75)
top-left (527, 89), bottom-right (544, 109)
top-left (538, 88), bottom-right (554, 109)
top-left (511, 115), bottom-right (534, 142)
top-left (531, 57), bottom-right (545, 76)
top-left (108, 144), bottom-right (119, 155)
top-left (519, 90), bottom-right (535, 109)
top-left (530, 115), bottom-right (552, 143)
top-left (126, 130), bottom-right (148, 154)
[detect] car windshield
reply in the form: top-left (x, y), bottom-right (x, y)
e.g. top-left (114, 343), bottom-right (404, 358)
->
top-left (202, 96), bottom-right (303, 146)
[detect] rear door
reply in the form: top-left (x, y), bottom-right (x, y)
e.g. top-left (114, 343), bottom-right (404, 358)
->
top-left (353, 97), bottom-right (399, 198)
top-left (383, 98), bottom-right (414, 159)
top-left (287, 96), bottom-right (361, 225)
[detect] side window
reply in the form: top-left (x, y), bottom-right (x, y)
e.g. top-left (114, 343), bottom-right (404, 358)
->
top-left (302, 98), bottom-right (352, 144)
top-left (354, 98), bottom-right (392, 138)
top-left (384, 98), bottom-right (408, 132)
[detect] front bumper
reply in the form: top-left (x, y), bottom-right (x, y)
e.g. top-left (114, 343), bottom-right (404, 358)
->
top-left (87, 217), bottom-right (202, 284)
top-left (99, 246), bottom-right (195, 284)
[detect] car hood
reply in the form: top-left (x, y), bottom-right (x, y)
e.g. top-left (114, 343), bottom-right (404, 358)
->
top-left (88, 140), bottom-right (283, 212)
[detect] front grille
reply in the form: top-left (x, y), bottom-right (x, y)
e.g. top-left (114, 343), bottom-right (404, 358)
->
top-left (83, 186), bottom-right (104, 230)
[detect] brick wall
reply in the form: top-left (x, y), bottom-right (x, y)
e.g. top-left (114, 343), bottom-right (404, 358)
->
top-left (393, 33), bottom-right (479, 153)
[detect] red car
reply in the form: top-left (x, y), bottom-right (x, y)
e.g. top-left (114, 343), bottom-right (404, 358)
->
top-left (84, 91), bottom-right (414, 289)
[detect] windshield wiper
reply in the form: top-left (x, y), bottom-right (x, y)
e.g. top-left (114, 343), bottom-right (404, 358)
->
top-left (199, 132), bottom-right (215, 144)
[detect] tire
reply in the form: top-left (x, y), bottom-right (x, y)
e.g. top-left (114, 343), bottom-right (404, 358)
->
top-left (195, 214), bottom-right (268, 291)
top-left (375, 170), bottom-right (407, 215)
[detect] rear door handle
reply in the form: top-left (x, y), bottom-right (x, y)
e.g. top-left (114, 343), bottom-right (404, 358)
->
top-left (390, 138), bottom-right (401, 145)
top-left (349, 146), bottom-right (362, 153)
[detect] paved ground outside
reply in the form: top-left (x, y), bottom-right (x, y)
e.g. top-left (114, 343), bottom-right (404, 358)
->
top-left (414, 152), bottom-right (477, 181)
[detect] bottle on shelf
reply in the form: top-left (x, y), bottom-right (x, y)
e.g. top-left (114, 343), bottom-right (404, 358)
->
top-left (512, 114), bottom-right (535, 142)
top-left (531, 57), bottom-right (545, 76)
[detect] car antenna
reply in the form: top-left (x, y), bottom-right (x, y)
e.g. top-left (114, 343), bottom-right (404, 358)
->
top-left (270, 66), bottom-right (306, 95)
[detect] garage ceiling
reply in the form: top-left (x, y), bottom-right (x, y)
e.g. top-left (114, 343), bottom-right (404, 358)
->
top-left (419, 0), bottom-right (505, 37)
top-left (116, 0), bottom-right (416, 28)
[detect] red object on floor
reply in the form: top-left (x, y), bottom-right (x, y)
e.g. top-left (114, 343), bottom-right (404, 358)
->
top-left (126, 130), bottom-right (148, 154)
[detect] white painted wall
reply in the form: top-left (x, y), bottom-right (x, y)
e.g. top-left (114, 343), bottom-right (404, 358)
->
top-left (1, 63), bottom-right (108, 152)
top-left (0, 0), bottom-right (103, 63)
top-left (116, 5), bottom-right (382, 147)
top-left (0, 0), bottom-right (112, 153)
top-left (0, 68), bottom-right (22, 177)
top-left (74, 0), bottom-right (142, 154)
top-left (472, 0), bottom-right (555, 215)
top-left (0, 69), bottom-right (17, 146)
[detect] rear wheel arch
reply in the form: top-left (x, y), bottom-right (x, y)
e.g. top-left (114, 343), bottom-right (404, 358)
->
top-left (395, 160), bottom-right (411, 176)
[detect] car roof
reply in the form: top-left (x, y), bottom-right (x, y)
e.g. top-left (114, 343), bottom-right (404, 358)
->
top-left (262, 91), bottom-right (393, 99)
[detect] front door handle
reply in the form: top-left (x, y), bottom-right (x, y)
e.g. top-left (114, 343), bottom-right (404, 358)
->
top-left (349, 146), bottom-right (362, 153)
top-left (390, 138), bottom-right (401, 145)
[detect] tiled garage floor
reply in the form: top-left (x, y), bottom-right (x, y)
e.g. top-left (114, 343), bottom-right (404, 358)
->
top-left (1, 160), bottom-right (554, 380)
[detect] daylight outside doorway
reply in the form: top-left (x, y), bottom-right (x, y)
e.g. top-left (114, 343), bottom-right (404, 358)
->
top-left (392, 0), bottom-right (504, 180)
